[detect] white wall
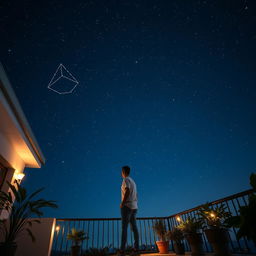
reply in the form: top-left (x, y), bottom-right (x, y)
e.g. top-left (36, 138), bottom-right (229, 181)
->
top-left (15, 218), bottom-right (56, 256)
top-left (0, 168), bottom-right (15, 219)
top-left (0, 132), bottom-right (25, 173)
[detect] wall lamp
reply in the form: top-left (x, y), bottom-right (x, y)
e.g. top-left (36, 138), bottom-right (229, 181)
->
top-left (14, 172), bottom-right (25, 182)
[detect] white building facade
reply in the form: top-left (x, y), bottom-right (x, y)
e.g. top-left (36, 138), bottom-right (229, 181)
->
top-left (0, 62), bottom-right (45, 193)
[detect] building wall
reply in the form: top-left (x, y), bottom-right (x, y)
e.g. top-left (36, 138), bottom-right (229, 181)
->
top-left (0, 168), bottom-right (15, 219)
top-left (0, 132), bottom-right (25, 174)
top-left (0, 130), bottom-right (24, 218)
top-left (0, 168), bottom-right (15, 194)
top-left (15, 218), bottom-right (56, 256)
top-left (0, 63), bottom-right (49, 254)
top-left (0, 164), bottom-right (7, 189)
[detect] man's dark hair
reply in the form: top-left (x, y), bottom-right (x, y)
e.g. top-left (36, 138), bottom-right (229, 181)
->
top-left (122, 166), bottom-right (130, 176)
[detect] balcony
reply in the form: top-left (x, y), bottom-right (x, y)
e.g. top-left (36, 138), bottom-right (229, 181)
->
top-left (51, 189), bottom-right (256, 256)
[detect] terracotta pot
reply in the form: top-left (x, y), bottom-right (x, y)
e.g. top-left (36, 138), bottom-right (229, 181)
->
top-left (185, 233), bottom-right (205, 256)
top-left (205, 228), bottom-right (231, 256)
top-left (156, 240), bottom-right (169, 254)
top-left (0, 242), bottom-right (17, 256)
top-left (173, 241), bottom-right (185, 255)
top-left (71, 245), bottom-right (81, 256)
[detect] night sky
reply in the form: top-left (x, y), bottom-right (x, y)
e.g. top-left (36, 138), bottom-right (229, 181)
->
top-left (1, 0), bottom-right (256, 218)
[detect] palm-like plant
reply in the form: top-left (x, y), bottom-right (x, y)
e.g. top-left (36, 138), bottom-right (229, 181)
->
top-left (177, 217), bottom-right (204, 255)
top-left (67, 228), bottom-right (88, 246)
top-left (0, 180), bottom-right (58, 248)
top-left (198, 203), bottom-right (231, 229)
top-left (226, 173), bottom-right (256, 245)
top-left (166, 227), bottom-right (184, 242)
top-left (153, 220), bottom-right (168, 241)
top-left (177, 217), bottom-right (203, 234)
top-left (167, 227), bottom-right (185, 255)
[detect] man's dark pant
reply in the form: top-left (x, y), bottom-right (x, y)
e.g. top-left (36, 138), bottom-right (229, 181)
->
top-left (121, 206), bottom-right (139, 251)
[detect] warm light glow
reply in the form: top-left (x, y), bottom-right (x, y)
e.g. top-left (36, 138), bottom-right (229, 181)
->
top-left (210, 213), bottom-right (215, 218)
top-left (176, 216), bottom-right (181, 222)
top-left (14, 172), bottom-right (25, 181)
top-left (55, 226), bottom-right (60, 232)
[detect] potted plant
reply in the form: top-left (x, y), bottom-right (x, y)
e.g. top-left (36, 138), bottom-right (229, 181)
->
top-left (167, 227), bottom-right (185, 255)
top-left (198, 203), bottom-right (232, 256)
top-left (153, 219), bottom-right (169, 254)
top-left (177, 217), bottom-right (204, 256)
top-left (226, 173), bottom-right (256, 247)
top-left (0, 181), bottom-right (58, 256)
top-left (67, 228), bottom-right (88, 256)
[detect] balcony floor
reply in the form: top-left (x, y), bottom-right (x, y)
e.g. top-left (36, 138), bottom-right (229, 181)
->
top-left (139, 254), bottom-right (255, 256)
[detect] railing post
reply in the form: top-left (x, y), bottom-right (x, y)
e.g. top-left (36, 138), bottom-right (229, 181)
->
top-left (167, 217), bottom-right (174, 251)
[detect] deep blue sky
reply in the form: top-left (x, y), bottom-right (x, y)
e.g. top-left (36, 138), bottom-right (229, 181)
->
top-left (1, 0), bottom-right (255, 218)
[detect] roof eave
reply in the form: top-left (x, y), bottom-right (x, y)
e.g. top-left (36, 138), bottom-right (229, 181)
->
top-left (0, 62), bottom-right (45, 166)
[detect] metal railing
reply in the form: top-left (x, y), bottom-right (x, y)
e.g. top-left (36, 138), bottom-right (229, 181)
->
top-left (51, 189), bottom-right (255, 255)
top-left (166, 189), bottom-right (255, 254)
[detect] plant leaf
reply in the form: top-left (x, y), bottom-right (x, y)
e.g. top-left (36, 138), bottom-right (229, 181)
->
top-left (26, 228), bottom-right (36, 243)
top-left (250, 173), bottom-right (256, 191)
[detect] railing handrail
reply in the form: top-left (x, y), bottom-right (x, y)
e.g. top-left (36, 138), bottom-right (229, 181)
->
top-left (57, 216), bottom-right (167, 221)
top-left (56, 189), bottom-right (254, 222)
top-left (167, 188), bottom-right (254, 218)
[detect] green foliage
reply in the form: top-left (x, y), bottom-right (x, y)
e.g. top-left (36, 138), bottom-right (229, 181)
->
top-left (225, 173), bottom-right (256, 245)
top-left (67, 228), bottom-right (88, 246)
top-left (177, 217), bottom-right (203, 234)
top-left (166, 227), bottom-right (184, 242)
top-left (198, 203), bottom-right (231, 229)
top-left (0, 181), bottom-right (58, 246)
top-left (250, 173), bottom-right (256, 191)
top-left (85, 247), bottom-right (110, 256)
top-left (152, 219), bottom-right (169, 241)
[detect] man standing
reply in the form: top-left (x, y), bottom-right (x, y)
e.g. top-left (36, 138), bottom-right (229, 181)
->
top-left (120, 166), bottom-right (139, 255)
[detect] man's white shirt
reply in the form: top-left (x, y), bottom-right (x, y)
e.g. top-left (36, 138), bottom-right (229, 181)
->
top-left (121, 176), bottom-right (138, 209)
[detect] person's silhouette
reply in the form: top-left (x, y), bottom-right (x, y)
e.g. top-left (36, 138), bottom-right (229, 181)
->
top-left (119, 166), bottom-right (139, 255)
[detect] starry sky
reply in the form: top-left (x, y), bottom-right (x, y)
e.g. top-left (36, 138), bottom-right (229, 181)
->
top-left (0, 0), bottom-right (256, 218)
